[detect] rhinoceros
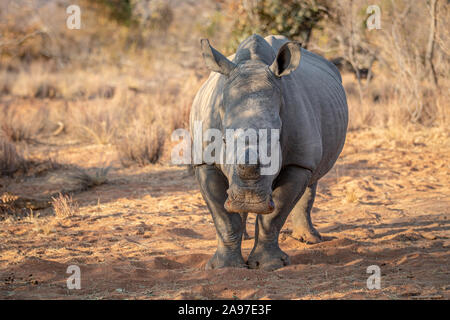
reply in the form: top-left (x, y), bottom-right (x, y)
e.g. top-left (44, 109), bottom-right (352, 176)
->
top-left (189, 34), bottom-right (348, 270)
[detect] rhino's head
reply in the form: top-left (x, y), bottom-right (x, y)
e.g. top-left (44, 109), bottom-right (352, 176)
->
top-left (200, 38), bottom-right (302, 214)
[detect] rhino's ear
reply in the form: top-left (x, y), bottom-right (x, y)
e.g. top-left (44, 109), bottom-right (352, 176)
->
top-left (269, 41), bottom-right (302, 78)
top-left (201, 39), bottom-right (236, 76)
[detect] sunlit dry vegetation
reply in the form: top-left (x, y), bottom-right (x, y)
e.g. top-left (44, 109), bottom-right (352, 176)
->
top-left (1, 0), bottom-right (204, 164)
top-left (52, 193), bottom-right (79, 218)
top-left (229, 0), bottom-right (449, 130)
top-left (0, 0), bottom-right (447, 215)
top-left (0, 1), bottom-right (446, 153)
top-left (0, 138), bottom-right (26, 176)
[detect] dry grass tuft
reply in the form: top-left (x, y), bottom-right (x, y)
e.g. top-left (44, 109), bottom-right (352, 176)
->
top-left (0, 104), bottom-right (46, 142)
top-left (52, 193), bottom-right (79, 218)
top-left (0, 137), bottom-right (26, 176)
top-left (1, 136), bottom-right (64, 177)
top-left (67, 166), bottom-right (111, 191)
top-left (344, 188), bottom-right (359, 204)
top-left (32, 218), bottom-right (56, 235)
top-left (68, 99), bottom-right (124, 145)
top-left (116, 122), bottom-right (165, 167)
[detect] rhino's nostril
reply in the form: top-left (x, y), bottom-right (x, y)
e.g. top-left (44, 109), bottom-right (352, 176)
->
top-left (237, 163), bottom-right (260, 179)
top-left (268, 198), bottom-right (275, 211)
top-left (238, 163), bottom-right (258, 170)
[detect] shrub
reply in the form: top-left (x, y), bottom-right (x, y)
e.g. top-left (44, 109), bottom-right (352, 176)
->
top-left (116, 120), bottom-right (165, 167)
top-left (0, 138), bottom-right (26, 176)
top-left (52, 193), bottom-right (79, 218)
top-left (0, 104), bottom-right (46, 142)
top-left (228, 0), bottom-right (329, 50)
top-left (69, 99), bottom-right (123, 145)
top-left (67, 167), bottom-right (111, 191)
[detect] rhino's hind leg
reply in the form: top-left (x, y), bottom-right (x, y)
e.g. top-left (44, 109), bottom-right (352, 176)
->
top-left (240, 213), bottom-right (251, 240)
top-left (291, 182), bottom-right (322, 244)
top-left (247, 166), bottom-right (311, 271)
top-left (195, 165), bottom-right (246, 269)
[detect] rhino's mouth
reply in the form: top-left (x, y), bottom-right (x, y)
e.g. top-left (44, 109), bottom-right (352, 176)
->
top-left (224, 187), bottom-right (275, 214)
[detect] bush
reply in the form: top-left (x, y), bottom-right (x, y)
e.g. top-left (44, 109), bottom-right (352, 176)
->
top-left (52, 193), bottom-right (79, 218)
top-left (69, 98), bottom-right (123, 145)
top-left (0, 138), bottom-right (26, 176)
top-left (228, 0), bottom-right (329, 50)
top-left (0, 104), bottom-right (46, 142)
top-left (116, 120), bottom-right (165, 167)
top-left (92, 0), bottom-right (135, 26)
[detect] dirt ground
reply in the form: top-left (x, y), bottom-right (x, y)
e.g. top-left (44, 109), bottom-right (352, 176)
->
top-left (0, 127), bottom-right (449, 300)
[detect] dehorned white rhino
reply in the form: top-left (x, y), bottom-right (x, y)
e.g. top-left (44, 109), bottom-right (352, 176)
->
top-left (190, 34), bottom-right (348, 270)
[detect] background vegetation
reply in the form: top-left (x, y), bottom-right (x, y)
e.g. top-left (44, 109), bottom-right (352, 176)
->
top-left (0, 0), bottom-right (448, 175)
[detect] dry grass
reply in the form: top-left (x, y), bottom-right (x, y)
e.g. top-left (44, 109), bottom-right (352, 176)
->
top-left (0, 67), bottom-right (200, 167)
top-left (0, 137), bottom-right (26, 176)
top-left (67, 167), bottom-right (111, 190)
top-left (0, 104), bottom-right (47, 142)
top-left (345, 71), bottom-right (449, 131)
top-left (343, 188), bottom-right (358, 204)
top-left (0, 135), bottom-right (65, 178)
top-left (51, 193), bottom-right (79, 218)
top-left (116, 121), bottom-right (165, 167)
top-left (7, 64), bottom-right (60, 99)
top-left (0, 0), bottom-right (447, 172)
top-left (32, 218), bottom-right (56, 235)
top-left (69, 100), bottom-right (123, 145)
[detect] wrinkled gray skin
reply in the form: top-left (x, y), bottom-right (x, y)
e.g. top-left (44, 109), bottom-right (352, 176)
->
top-left (190, 34), bottom-right (348, 270)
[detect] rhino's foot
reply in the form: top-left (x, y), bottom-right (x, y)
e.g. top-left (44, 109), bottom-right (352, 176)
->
top-left (292, 226), bottom-right (322, 244)
top-left (205, 249), bottom-right (247, 270)
top-left (247, 243), bottom-right (290, 271)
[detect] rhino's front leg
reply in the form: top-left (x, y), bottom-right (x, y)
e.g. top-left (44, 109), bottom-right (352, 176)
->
top-left (195, 165), bottom-right (246, 269)
top-left (247, 166), bottom-right (311, 271)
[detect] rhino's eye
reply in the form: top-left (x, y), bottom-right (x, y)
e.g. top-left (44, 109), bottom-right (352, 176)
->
top-left (222, 136), bottom-right (226, 144)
